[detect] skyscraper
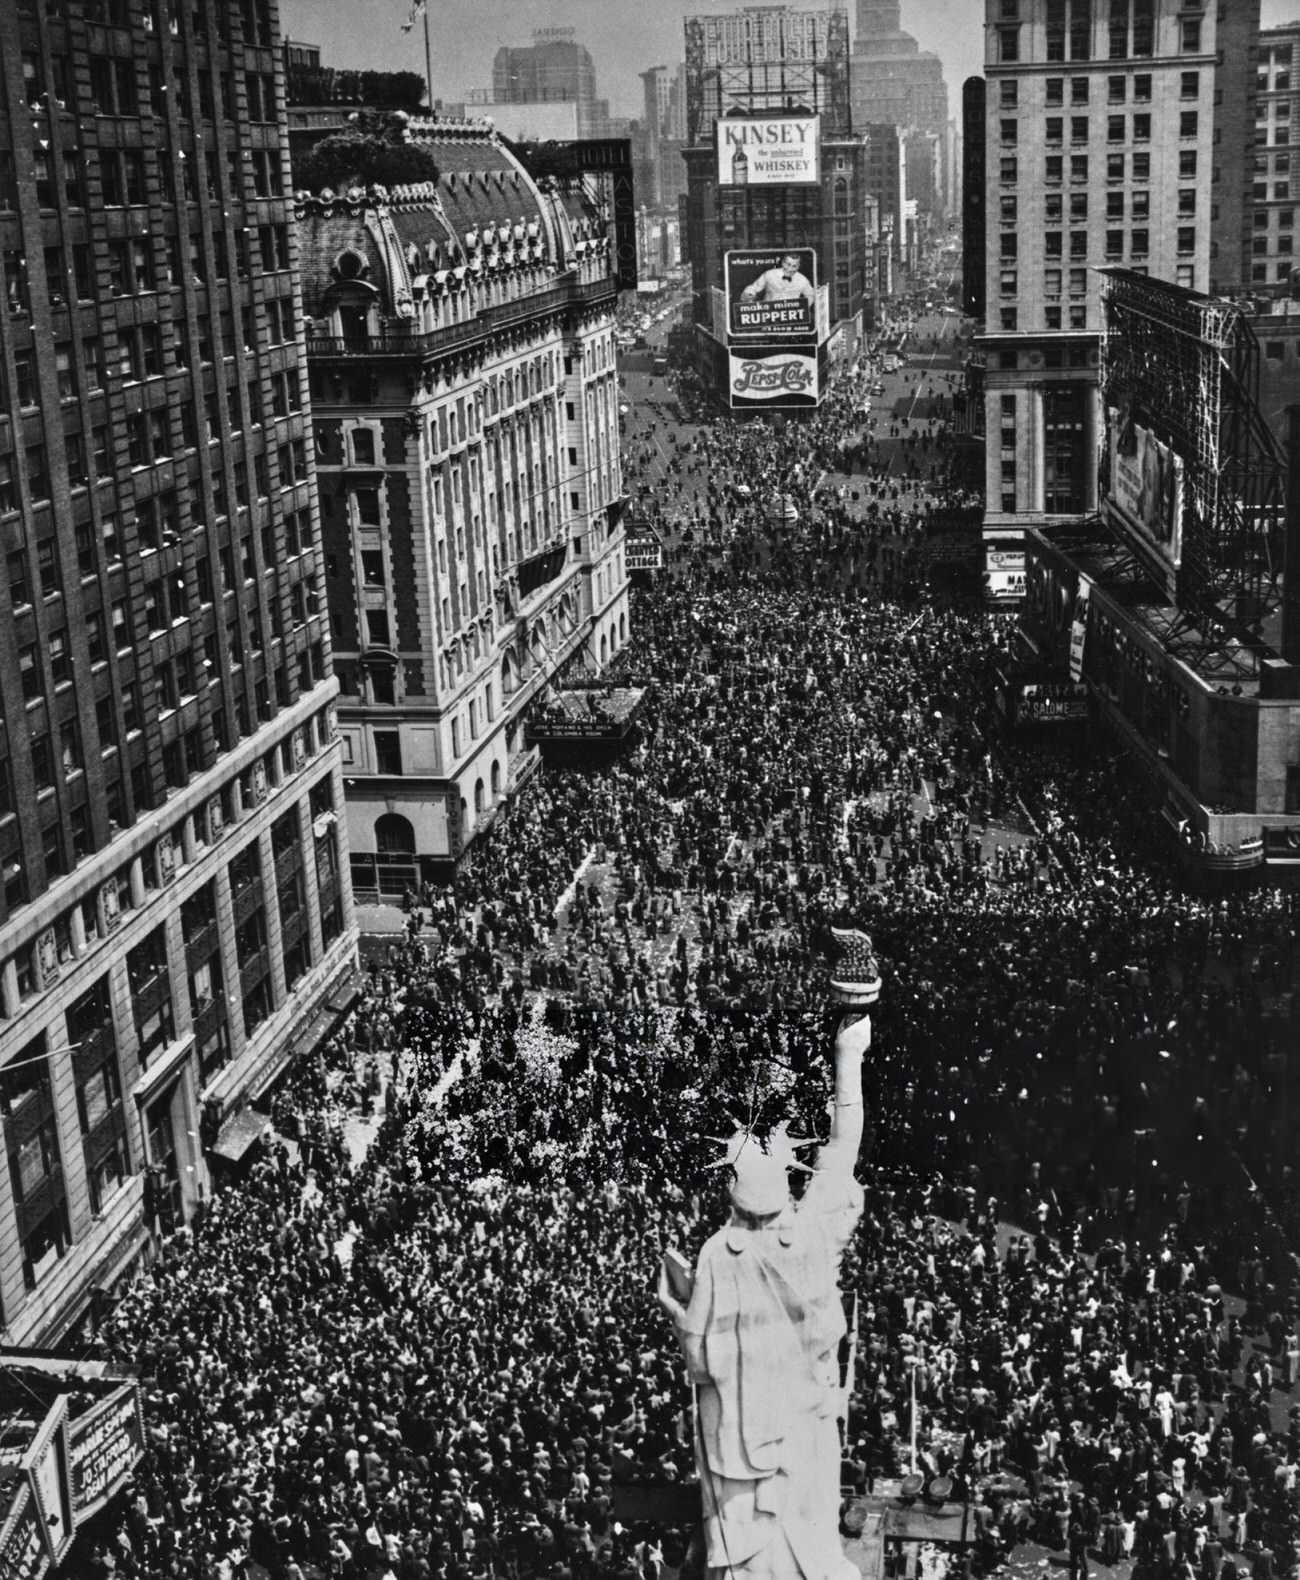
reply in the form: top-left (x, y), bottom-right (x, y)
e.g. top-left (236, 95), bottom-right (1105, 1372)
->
top-left (0, 0), bottom-right (356, 1343)
top-left (1252, 23), bottom-right (1300, 304)
top-left (849, 0), bottom-right (951, 222)
top-left (492, 33), bottom-right (610, 140)
top-left (978, 0), bottom-right (1256, 550)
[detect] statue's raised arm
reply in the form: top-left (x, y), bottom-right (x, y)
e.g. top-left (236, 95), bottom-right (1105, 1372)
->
top-left (656, 930), bottom-right (880, 1580)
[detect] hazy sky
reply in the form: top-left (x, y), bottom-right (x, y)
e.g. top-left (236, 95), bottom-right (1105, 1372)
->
top-left (281, 0), bottom-right (1300, 121)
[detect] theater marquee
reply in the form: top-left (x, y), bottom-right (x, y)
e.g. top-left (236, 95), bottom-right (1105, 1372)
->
top-left (716, 114), bottom-right (820, 186)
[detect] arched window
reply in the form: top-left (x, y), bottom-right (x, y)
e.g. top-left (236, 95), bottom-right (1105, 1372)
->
top-left (375, 812), bottom-right (415, 855)
top-left (501, 653), bottom-right (516, 696)
top-left (619, 612), bottom-right (627, 644)
top-left (490, 760), bottom-right (501, 800)
top-left (599, 633), bottom-right (608, 666)
top-left (473, 778), bottom-right (484, 815)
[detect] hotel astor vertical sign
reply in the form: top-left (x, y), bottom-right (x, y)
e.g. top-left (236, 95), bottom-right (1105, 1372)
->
top-left (716, 114), bottom-right (820, 186)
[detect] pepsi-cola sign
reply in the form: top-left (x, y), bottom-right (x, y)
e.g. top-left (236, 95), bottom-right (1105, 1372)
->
top-left (728, 347), bottom-right (820, 410)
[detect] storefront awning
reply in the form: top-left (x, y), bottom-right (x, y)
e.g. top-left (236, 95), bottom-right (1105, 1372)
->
top-left (210, 1107), bottom-right (271, 1164)
top-left (326, 965), bottom-right (366, 1016)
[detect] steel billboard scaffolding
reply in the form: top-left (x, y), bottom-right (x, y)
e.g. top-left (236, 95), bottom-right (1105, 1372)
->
top-left (684, 8), bottom-right (851, 146)
top-left (1098, 269), bottom-right (1287, 663)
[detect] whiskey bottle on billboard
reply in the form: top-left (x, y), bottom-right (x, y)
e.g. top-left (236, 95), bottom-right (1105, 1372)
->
top-left (731, 145), bottom-right (749, 185)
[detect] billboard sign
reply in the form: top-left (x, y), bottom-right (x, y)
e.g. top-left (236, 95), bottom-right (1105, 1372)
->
top-left (728, 345), bottom-right (819, 410)
top-left (68, 1385), bottom-right (144, 1522)
top-left (1068, 579), bottom-right (1091, 682)
top-left (1018, 682), bottom-right (1089, 724)
top-left (0, 1483), bottom-right (46, 1580)
top-left (984, 546), bottom-right (1025, 602)
top-left (726, 248), bottom-right (817, 341)
top-left (1108, 407), bottom-right (1185, 573)
top-left (716, 114), bottom-right (819, 186)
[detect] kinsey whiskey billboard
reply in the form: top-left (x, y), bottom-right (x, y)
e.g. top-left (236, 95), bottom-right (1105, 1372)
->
top-left (715, 113), bottom-right (819, 186)
top-left (728, 345), bottom-right (820, 410)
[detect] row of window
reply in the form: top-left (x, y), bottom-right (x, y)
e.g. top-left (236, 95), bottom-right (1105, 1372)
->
top-left (994, 1), bottom-right (1200, 62)
top-left (0, 403), bottom-right (308, 514)
top-left (1000, 111), bottom-right (1198, 145)
top-left (2, 714), bottom-right (338, 1016)
top-left (1002, 189), bottom-right (1163, 224)
top-left (999, 71), bottom-right (1197, 110)
top-left (999, 225), bottom-right (1195, 260)
top-left (17, 0), bottom-right (276, 46)
top-left (999, 148), bottom-right (1192, 187)
top-left (82, 55), bottom-right (278, 125)
top-left (1, 230), bottom-right (293, 315)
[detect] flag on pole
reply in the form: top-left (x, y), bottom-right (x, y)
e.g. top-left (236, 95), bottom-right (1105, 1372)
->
top-left (400, 0), bottom-right (426, 30)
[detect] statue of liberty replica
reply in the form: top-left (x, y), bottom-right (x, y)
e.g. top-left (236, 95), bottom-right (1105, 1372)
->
top-left (657, 931), bottom-right (879, 1580)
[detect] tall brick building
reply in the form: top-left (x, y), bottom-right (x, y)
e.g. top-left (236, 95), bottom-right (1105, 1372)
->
top-left (0, 0), bottom-right (356, 1343)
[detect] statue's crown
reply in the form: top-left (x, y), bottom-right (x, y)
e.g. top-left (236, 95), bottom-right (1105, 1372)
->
top-left (709, 1125), bottom-right (814, 1216)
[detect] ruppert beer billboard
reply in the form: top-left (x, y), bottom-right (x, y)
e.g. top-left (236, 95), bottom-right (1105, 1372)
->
top-left (728, 345), bottom-right (820, 410)
top-left (716, 113), bottom-right (820, 186)
top-left (726, 248), bottom-right (817, 341)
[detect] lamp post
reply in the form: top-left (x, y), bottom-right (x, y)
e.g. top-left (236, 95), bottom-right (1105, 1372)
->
top-left (905, 1354), bottom-right (922, 1477)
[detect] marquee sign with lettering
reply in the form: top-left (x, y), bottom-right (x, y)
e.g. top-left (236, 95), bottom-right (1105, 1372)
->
top-left (0, 1483), bottom-right (46, 1580)
top-left (68, 1384), bottom-right (144, 1522)
top-left (728, 345), bottom-right (819, 410)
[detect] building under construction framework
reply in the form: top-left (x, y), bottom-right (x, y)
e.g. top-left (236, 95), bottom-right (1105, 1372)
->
top-left (1018, 272), bottom-right (1300, 875)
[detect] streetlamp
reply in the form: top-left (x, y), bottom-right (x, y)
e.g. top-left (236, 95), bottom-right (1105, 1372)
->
top-left (904, 1354), bottom-right (922, 1477)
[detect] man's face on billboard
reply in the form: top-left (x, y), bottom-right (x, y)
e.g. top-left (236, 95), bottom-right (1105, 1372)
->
top-left (781, 255), bottom-right (800, 276)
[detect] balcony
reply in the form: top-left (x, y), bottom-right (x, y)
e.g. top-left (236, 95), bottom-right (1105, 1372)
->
top-left (306, 274), bottom-right (619, 360)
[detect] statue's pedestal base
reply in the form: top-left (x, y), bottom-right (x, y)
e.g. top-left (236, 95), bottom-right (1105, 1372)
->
top-left (841, 1480), bottom-right (973, 1580)
top-left (841, 1502), bottom-right (887, 1580)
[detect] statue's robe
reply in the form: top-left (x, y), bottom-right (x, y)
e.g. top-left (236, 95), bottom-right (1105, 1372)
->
top-left (680, 1168), bottom-right (863, 1580)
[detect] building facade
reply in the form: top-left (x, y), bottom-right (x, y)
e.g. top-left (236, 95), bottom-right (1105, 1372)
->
top-left (978, 0), bottom-right (1257, 553)
top-left (0, 0), bottom-right (356, 1344)
top-left (849, 0), bottom-right (951, 222)
top-left (1017, 272), bottom-right (1298, 875)
top-left (491, 36), bottom-right (610, 141)
top-left (636, 64), bottom-right (690, 214)
top-left (1252, 24), bottom-right (1300, 303)
top-left (681, 6), bottom-right (871, 405)
top-left (296, 122), bottom-right (630, 900)
top-left (863, 122), bottom-right (908, 268)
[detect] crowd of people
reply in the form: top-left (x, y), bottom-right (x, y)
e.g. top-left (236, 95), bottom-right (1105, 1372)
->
top-left (73, 311), bottom-right (1300, 1580)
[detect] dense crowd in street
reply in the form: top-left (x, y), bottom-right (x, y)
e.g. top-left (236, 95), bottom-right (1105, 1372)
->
top-left (74, 317), bottom-right (1300, 1580)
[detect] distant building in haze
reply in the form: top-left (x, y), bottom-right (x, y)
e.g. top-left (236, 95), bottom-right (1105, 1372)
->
top-left (849, 0), bottom-right (951, 223)
top-left (492, 33), bottom-right (611, 140)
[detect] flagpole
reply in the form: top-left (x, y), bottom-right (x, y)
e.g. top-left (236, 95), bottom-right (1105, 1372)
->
top-left (423, 4), bottom-right (433, 116)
